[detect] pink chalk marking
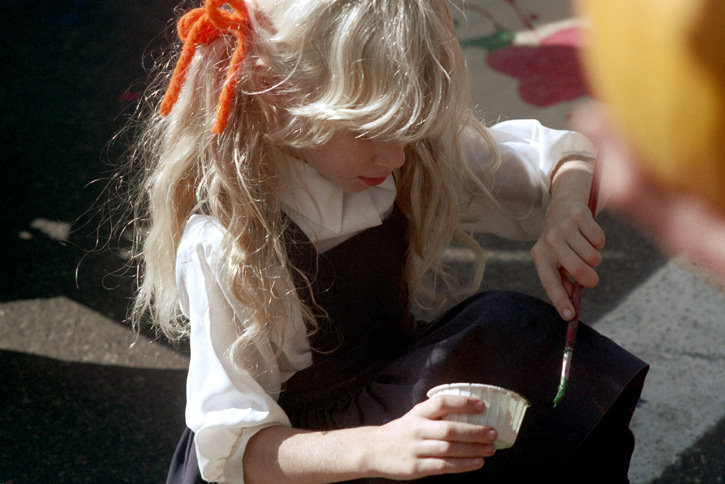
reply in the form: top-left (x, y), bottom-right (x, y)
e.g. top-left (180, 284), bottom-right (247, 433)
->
top-left (485, 26), bottom-right (589, 107)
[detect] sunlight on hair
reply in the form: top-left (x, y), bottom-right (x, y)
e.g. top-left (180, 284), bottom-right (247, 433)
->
top-left (125, 0), bottom-right (501, 365)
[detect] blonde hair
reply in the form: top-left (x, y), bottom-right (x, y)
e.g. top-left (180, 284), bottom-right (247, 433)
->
top-left (126, 0), bottom-right (500, 357)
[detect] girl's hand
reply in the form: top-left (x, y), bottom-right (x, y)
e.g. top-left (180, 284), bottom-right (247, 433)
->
top-left (531, 164), bottom-right (605, 321)
top-left (364, 396), bottom-right (497, 479)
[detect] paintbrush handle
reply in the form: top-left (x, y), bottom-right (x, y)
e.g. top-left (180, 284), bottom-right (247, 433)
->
top-left (553, 160), bottom-right (601, 407)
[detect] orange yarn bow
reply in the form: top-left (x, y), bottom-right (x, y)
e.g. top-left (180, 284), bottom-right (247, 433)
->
top-left (159, 0), bottom-right (251, 134)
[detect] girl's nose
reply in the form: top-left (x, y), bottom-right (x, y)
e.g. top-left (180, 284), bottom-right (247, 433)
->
top-left (374, 141), bottom-right (406, 169)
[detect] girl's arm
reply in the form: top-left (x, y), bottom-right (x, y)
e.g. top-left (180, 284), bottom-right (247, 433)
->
top-left (530, 158), bottom-right (605, 320)
top-left (458, 120), bottom-right (603, 320)
top-left (459, 120), bottom-right (598, 241)
top-left (243, 396), bottom-right (497, 483)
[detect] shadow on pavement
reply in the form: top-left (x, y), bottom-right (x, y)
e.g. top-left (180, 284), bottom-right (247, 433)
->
top-left (2, 0), bottom-right (180, 338)
top-left (652, 414), bottom-right (725, 484)
top-left (0, 350), bottom-right (186, 483)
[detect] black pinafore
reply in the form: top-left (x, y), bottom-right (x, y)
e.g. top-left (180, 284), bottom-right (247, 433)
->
top-left (168, 207), bottom-right (648, 483)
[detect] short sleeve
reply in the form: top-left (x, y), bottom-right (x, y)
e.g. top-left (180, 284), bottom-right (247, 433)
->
top-left (459, 119), bottom-right (596, 240)
top-left (176, 215), bottom-right (311, 483)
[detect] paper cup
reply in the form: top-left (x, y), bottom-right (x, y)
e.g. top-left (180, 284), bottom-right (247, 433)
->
top-left (426, 383), bottom-right (530, 449)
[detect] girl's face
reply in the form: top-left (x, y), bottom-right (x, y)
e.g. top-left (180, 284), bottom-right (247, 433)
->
top-left (297, 131), bottom-right (406, 193)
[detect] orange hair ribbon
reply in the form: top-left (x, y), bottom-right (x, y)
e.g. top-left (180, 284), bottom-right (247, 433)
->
top-left (159, 0), bottom-right (251, 134)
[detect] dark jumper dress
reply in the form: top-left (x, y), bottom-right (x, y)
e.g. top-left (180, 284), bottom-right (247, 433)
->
top-left (167, 207), bottom-right (648, 484)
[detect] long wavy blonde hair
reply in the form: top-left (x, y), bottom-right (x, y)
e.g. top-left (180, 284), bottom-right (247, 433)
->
top-left (126, 0), bottom-right (500, 353)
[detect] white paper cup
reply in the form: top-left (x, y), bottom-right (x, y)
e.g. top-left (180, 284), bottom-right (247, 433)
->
top-left (426, 383), bottom-right (530, 449)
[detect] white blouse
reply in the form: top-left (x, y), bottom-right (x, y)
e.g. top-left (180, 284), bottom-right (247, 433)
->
top-left (175, 119), bottom-right (595, 482)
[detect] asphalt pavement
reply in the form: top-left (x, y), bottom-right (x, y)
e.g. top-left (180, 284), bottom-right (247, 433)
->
top-left (2, 1), bottom-right (724, 482)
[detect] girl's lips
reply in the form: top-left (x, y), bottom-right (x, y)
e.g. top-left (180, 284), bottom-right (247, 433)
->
top-left (359, 175), bottom-right (389, 187)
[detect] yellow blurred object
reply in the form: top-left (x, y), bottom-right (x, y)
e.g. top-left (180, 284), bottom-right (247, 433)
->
top-left (578, 0), bottom-right (725, 211)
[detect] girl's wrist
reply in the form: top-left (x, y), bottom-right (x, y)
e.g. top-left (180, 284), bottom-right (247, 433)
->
top-left (245, 424), bottom-right (384, 483)
top-left (343, 425), bottom-right (382, 478)
top-left (550, 157), bottom-right (596, 207)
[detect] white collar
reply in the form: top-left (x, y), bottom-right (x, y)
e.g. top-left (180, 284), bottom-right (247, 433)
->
top-left (279, 158), bottom-right (396, 250)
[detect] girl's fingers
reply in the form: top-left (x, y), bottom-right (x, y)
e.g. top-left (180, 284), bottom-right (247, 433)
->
top-left (559, 267), bottom-right (575, 299)
top-left (567, 231), bottom-right (603, 270)
top-left (377, 398), bottom-right (498, 479)
top-left (422, 421), bottom-right (498, 445)
top-left (552, 212), bottom-right (605, 273)
top-left (416, 395), bottom-right (483, 420)
top-left (567, 200), bottom-right (605, 249)
top-left (582, 216), bottom-right (606, 251)
top-left (535, 235), bottom-right (598, 320)
top-left (419, 440), bottom-right (496, 458)
top-left (414, 397), bottom-right (498, 443)
top-left (534, 254), bottom-right (576, 320)
top-left (554, 240), bottom-right (599, 288)
top-left (533, 209), bottom-right (604, 316)
top-left (415, 457), bottom-right (485, 476)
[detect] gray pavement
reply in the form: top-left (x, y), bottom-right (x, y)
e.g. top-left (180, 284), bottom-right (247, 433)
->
top-left (1, 299), bottom-right (188, 482)
top-left (3, 0), bottom-right (725, 482)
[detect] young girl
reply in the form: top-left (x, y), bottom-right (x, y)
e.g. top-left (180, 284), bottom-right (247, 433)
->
top-left (125, 0), bottom-right (647, 482)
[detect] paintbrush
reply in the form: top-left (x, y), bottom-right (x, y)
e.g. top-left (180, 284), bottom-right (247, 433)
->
top-left (552, 159), bottom-right (601, 407)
